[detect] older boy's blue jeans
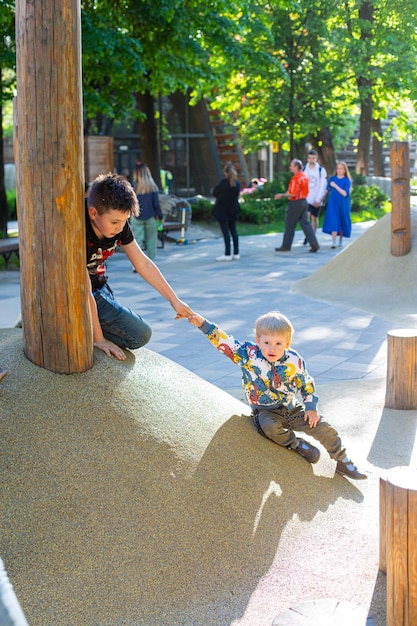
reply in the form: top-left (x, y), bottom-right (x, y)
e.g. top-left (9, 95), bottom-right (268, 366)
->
top-left (94, 284), bottom-right (152, 350)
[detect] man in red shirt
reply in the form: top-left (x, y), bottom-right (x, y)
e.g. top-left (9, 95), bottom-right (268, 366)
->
top-left (274, 159), bottom-right (320, 253)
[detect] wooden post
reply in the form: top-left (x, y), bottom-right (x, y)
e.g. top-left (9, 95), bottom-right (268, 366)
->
top-left (385, 329), bottom-right (417, 409)
top-left (382, 466), bottom-right (417, 626)
top-left (379, 475), bottom-right (387, 574)
top-left (390, 141), bottom-right (411, 257)
top-left (15, 0), bottom-right (93, 373)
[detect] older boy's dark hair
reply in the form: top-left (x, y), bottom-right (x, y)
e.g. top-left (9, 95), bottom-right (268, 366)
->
top-left (88, 172), bottom-right (139, 217)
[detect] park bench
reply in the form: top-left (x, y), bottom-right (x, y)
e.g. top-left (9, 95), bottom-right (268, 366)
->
top-left (158, 221), bottom-right (184, 248)
top-left (0, 238), bottom-right (19, 268)
top-left (157, 204), bottom-right (191, 248)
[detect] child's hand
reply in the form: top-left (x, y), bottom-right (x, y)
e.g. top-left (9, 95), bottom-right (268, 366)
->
top-left (94, 339), bottom-right (127, 361)
top-left (188, 313), bottom-right (204, 328)
top-left (304, 410), bottom-right (320, 428)
top-left (172, 298), bottom-right (194, 319)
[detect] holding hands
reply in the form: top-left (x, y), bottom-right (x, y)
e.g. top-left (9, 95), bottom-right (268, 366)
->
top-left (188, 313), bottom-right (204, 328)
top-left (171, 297), bottom-right (195, 320)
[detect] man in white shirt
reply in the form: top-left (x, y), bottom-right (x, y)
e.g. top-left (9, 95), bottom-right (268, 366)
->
top-left (303, 150), bottom-right (328, 243)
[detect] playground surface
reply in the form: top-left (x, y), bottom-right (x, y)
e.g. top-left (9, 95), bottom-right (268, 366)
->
top-left (1, 212), bottom-right (417, 625)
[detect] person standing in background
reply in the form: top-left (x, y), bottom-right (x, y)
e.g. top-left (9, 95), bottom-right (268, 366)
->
top-left (322, 161), bottom-right (352, 249)
top-left (131, 163), bottom-right (164, 262)
top-left (275, 159), bottom-right (320, 253)
top-left (160, 168), bottom-right (173, 195)
top-left (212, 163), bottom-right (241, 262)
top-left (303, 150), bottom-right (327, 243)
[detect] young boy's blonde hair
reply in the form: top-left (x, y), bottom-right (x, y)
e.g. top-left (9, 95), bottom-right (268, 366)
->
top-left (255, 311), bottom-right (293, 343)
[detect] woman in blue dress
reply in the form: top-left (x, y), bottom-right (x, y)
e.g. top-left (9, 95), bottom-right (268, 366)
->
top-left (322, 161), bottom-right (352, 248)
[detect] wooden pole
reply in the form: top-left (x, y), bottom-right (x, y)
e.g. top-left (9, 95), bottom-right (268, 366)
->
top-left (390, 141), bottom-right (411, 257)
top-left (379, 475), bottom-right (387, 574)
top-left (15, 0), bottom-right (93, 373)
top-left (383, 467), bottom-right (417, 626)
top-left (385, 329), bottom-right (417, 409)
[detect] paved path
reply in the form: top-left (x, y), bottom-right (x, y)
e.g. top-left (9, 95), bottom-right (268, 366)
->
top-left (1, 219), bottom-right (391, 401)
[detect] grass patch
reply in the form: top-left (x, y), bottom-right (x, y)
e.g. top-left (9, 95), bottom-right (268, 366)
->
top-left (229, 204), bottom-right (390, 237)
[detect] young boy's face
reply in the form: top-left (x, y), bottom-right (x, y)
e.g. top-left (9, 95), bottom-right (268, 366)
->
top-left (256, 332), bottom-right (291, 363)
top-left (88, 207), bottom-right (130, 240)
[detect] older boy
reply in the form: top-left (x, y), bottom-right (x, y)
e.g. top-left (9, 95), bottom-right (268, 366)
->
top-left (86, 172), bottom-right (193, 360)
top-left (188, 310), bottom-right (367, 480)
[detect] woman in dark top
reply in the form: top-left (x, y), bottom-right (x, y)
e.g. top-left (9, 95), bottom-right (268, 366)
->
top-left (131, 163), bottom-right (163, 262)
top-left (212, 164), bottom-right (241, 261)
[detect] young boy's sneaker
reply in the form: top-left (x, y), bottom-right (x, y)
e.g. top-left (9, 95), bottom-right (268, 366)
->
top-left (295, 438), bottom-right (320, 464)
top-left (336, 460), bottom-right (367, 480)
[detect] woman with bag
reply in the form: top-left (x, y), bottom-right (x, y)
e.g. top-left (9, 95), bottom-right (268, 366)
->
top-left (212, 163), bottom-right (241, 261)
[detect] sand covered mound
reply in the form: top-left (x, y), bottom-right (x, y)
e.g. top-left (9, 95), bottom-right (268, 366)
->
top-left (293, 209), bottom-right (417, 328)
top-left (0, 330), bottom-right (387, 625)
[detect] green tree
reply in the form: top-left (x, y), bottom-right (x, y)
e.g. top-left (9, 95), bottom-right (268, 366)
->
top-left (0, 0), bottom-right (15, 236)
top-left (215, 0), bottom-right (356, 172)
top-left (81, 4), bottom-right (146, 135)
top-left (332, 0), bottom-right (417, 174)
top-left (81, 0), bottom-right (256, 183)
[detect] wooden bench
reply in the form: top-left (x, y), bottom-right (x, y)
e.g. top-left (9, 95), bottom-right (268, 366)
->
top-left (0, 238), bottom-right (19, 268)
top-left (158, 222), bottom-right (184, 248)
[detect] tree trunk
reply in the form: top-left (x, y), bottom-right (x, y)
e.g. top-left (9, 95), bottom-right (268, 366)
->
top-left (372, 118), bottom-right (385, 177)
top-left (311, 127), bottom-right (336, 175)
top-left (355, 1), bottom-right (374, 176)
top-left (0, 76), bottom-right (8, 237)
top-left (135, 90), bottom-right (161, 188)
top-left (356, 81), bottom-right (372, 175)
top-left (15, 0), bottom-right (93, 373)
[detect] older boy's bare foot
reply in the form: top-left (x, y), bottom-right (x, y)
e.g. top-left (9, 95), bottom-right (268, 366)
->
top-left (0, 368), bottom-right (8, 383)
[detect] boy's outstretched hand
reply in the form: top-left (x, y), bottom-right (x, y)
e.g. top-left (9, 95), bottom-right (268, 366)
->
top-left (188, 313), bottom-right (204, 328)
top-left (171, 298), bottom-right (195, 319)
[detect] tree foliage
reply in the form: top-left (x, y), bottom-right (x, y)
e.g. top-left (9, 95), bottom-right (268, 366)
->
top-left (0, 0), bottom-right (16, 235)
top-left (2, 0), bottom-right (417, 192)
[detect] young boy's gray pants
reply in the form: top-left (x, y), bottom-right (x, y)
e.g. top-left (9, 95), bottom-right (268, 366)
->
top-left (253, 403), bottom-right (347, 461)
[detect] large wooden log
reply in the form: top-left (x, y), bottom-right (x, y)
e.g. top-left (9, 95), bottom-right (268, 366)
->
top-left (385, 329), bottom-right (417, 409)
top-left (381, 467), bottom-right (417, 626)
top-left (379, 475), bottom-right (387, 574)
top-left (390, 141), bottom-right (411, 257)
top-left (15, 0), bottom-right (93, 373)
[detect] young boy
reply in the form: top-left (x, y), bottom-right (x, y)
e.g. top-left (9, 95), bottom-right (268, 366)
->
top-left (188, 310), bottom-right (367, 480)
top-left (86, 172), bottom-right (193, 361)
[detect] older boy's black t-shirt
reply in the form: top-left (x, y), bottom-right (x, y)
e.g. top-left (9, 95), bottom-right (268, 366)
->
top-left (86, 208), bottom-right (134, 290)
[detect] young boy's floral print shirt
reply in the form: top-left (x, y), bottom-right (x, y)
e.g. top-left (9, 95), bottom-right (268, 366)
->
top-left (199, 320), bottom-right (319, 411)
